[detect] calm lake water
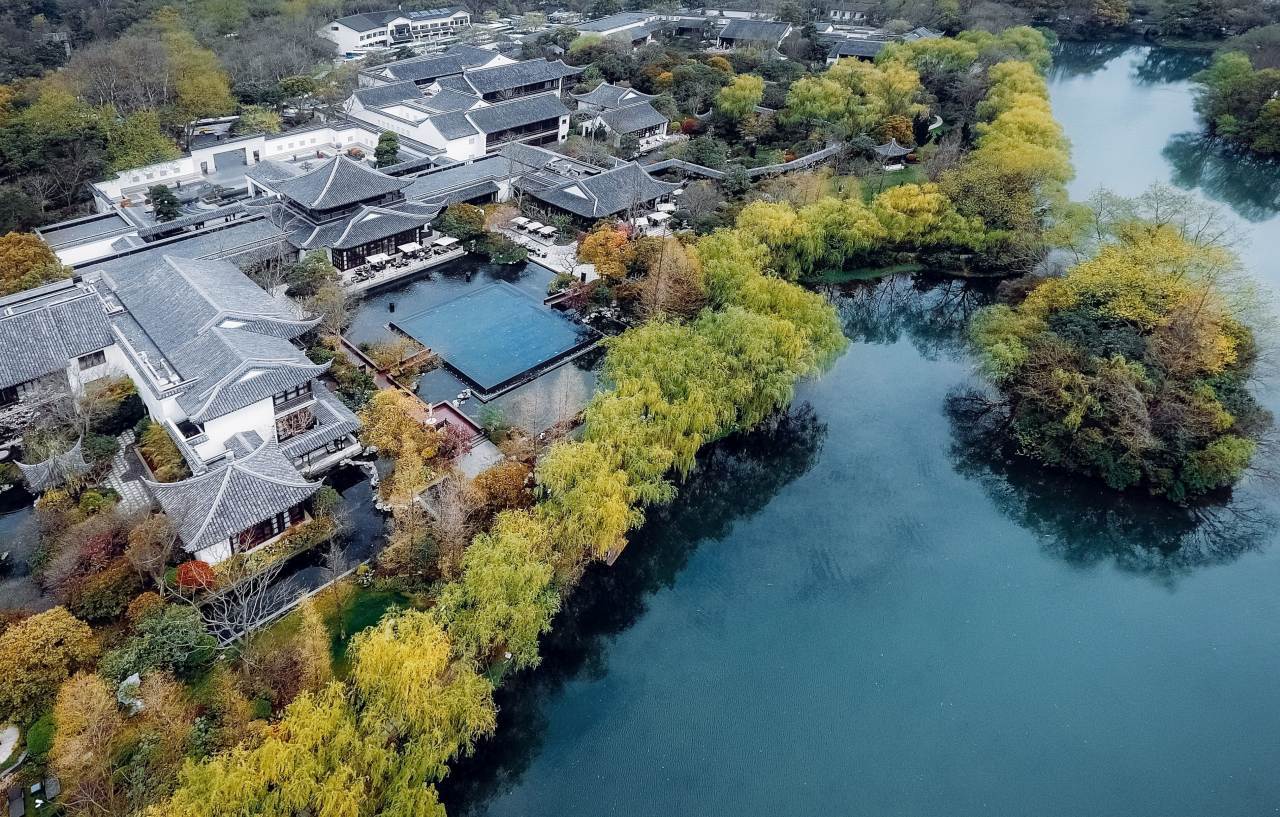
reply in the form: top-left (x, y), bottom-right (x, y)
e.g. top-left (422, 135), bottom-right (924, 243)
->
top-left (441, 43), bottom-right (1280, 816)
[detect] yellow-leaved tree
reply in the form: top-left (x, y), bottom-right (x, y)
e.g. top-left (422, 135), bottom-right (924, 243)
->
top-left (0, 606), bottom-right (98, 723)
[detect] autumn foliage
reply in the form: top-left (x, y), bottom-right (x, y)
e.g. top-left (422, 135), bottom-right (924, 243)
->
top-left (176, 560), bottom-right (217, 590)
top-left (972, 222), bottom-right (1267, 500)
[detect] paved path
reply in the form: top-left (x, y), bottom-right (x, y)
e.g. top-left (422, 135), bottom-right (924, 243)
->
top-left (103, 430), bottom-right (153, 513)
top-left (0, 724), bottom-right (18, 768)
top-left (498, 227), bottom-right (579, 275)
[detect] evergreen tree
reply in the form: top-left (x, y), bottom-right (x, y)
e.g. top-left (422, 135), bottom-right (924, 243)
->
top-left (375, 130), bottom-right (400, 167)
top-left (147, 185), bottom-right (180, 221)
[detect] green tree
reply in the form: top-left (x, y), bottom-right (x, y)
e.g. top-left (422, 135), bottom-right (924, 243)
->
top-left (233, 105), bottom-right (282, 135)
top-left (716, 74), bottom-right (765, 120)
top-left (971, 219), bottom-right (1266, 500)
top-left (0, 231), bottom-right (68, 296)
top-left (434, 511), bottom-right (559, 670)
top-left (437, 203), bottom-right (486, 241)
top-left (375, 130), bottom-right (400, 167)
top-left (278, 75), bottom-right (317, 99)
top-left (148, 184), bottom-right (180, 222)
top-left (102, 109), bottom-right (181, 172)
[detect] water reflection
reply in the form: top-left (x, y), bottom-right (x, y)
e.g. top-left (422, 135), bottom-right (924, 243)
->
top-left (1047, 41), bottom-right (1130, 80)
top-left (825, 273), bottom-right (997, 360)
top-left (946, 389), bottom-right (1277, 578)
top-left (1163, 133), bottom-right (1280, 222)
top-left (440, 404), bottom-right (827, 815)
top-left (1131, 46), bottom-right (1210, 85)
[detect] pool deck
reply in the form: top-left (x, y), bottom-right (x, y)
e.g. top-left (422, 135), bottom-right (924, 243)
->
top-left (343, 247), bottom-right (468, 294)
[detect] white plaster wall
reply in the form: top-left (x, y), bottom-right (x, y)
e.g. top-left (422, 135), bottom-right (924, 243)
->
top-left (62, 344), bottom-right (131, 394)
top-left (199, 398), bottom-right (278, 457)
top-left (55, 235), bottom-right (135, 266)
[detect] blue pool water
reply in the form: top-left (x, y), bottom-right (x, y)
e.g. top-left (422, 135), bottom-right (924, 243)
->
top-left (391, 281), bottom-right (596, 392)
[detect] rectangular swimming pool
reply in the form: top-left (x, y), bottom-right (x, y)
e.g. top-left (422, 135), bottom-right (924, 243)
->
top-left (391, 281), bottom-right (597, 393)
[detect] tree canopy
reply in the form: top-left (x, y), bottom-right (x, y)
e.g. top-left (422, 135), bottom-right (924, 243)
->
top-left (972, 215), bottom-right (1268, 500)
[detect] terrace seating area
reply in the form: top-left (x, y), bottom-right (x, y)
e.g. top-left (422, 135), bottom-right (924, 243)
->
top-left (343, 238), bottom-right (468, 292)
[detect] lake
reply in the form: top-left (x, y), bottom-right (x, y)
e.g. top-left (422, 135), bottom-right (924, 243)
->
top-left (440, 43), bottom-right (1280, 817)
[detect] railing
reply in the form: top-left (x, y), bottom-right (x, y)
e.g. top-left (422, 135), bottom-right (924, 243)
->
top-left (486, 126), bottom-right (560, 152)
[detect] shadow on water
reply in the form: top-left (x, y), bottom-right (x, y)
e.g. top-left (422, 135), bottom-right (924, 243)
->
top-left (945, 390), bottom-right (1277, 579)
top-left (822, 272), bottom-right (999, 360)
top-left (1047, 40), bottom-right (1131, 80)
top-left (439, 404), bottom-right (827, 815)
top-left (1131, 46), bottom-right (1211, 85)
top-left (1163, 133), bottom-right (1280, 222)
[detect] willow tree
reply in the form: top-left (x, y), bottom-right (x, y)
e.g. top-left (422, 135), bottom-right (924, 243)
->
top-left (434, 510), bottom-right (560, 670)
top-left (716, 74), bottom-right (765, 120)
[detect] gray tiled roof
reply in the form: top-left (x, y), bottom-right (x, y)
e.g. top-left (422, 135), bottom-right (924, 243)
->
top-left (902, 26), bottom-right (943, 41)
top-left (171, 328), bottom-right (328, 422)
top-left (334, 6), bottom-right (465, 32)
top-left (460, 59), bottom-right (581, 95)
top-left (609, 20), bottom-right (663, 42)
top-left (423, 179), bottom-right (499, 205)
top-left (435, 74), bottom-right (474, 93)
top-left (600, 102), bottom-right (668, 134)
top-left (430, 110), bottom-right (480, 139)
top-left (719, 19), bottom-right (791, 43)
top-left (465, 93), bottom-right (569, 134)
top-left (37, 213), bottom-right (131, 248)
top-left (272, 156), bottom-right (411, 211)
top-left (17, 437), bottom-right (90, 493)
top-left (136, 203), bottom-right (247, 240)
top-left (353, 81), bottom-right (424, 108)
top-left (0, 283), bottom-right (114, 390)
top-left (111, 255), bottom-right (315, 353)
top-left (571, 82), bottom-right (656, 109)
top-left (828, 38), bottom-right (887, 58)
top-left (293, 201), bottom-right (442, 250)
top-left (417, 88), bottom-right (481, 113)
top-left (83, 218), bottom-right (292, 282)
top-left (375, 44), bottom-right (496, 85)
top-left (576, 11), bottom-right (654, 32)
top-left (529, 161), bottom-right (680, 219)
top-left (245, 160), bottom-right (305, 185)
top-left (147, 435), bottom-right (319, 552)
top-left (279, 386), bottom-right (361, 458)
top-left (401, 154), bottom-right (510, 201)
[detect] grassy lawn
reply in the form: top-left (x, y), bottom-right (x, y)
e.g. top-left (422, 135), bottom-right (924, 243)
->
top-left (238, 584), bottom-right (423, 684)
top-left (321, 587), bottom-right (415, 678)
top-left (860, 165), bottom-right (926, 202)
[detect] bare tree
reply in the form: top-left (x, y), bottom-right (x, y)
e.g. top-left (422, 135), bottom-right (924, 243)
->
top-left (198, 557), bottom-right (294, 645)
top-left (429, 474), bottom-right (481, 579)
top-left (126, 512), bottom-right (179, 593)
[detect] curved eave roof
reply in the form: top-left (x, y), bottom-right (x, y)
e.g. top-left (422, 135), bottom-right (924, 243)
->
top-left (273, 156), bottom-right (411, 211)
top-left (147, 437), bottom-right (319, 551)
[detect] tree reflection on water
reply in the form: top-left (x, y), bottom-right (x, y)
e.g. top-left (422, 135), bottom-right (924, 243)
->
top-left (946, 388), bottom-right (1278, 579)
top-left (1163, 132), bottom-right (1280, 223)
top-left (823, 272), bottom-right (998, 360)
top-left (439, 405), bottom-right (827, 815)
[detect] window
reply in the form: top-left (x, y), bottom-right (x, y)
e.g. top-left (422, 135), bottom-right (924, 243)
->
top-left (0, 385), bottom-right (18, 408)
top-left (78, 350), bottom-right (106, 371)
top-left (273, 382), bottom-right (313, 407)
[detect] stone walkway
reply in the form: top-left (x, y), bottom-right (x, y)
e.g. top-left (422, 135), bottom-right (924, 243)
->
top-left (498, 227), bottom-right (579, 276)
top-left (103, 429), bottom-right (153, 513)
